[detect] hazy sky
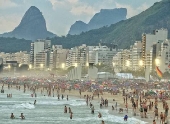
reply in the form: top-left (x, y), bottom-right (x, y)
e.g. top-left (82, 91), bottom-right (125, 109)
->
top-left (0, 0), bottom-right (161, 36)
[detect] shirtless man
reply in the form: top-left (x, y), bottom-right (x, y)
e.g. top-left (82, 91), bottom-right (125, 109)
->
top-left (153, 120), bottom-right (156, 124)
top-left (64, 106), bottom-right (67, 113)
top-left (70, 112), bottom-right (73, 119)
top-left (98, 112), bottom-right (102, 118)
top-left (34, 100), bottom-right (36, 105)
top-left (154, 107), bottom-right (158, 120)
top-left (160, 112), bottom-right (163, 124)
top-left (10, 113), bottom-right (15, 119)
top-left (101, 120), bottom-right (105, 124)
top-left (20, 113), bottom-right (25, 119)
top-left (69, 107), bottom-right (72, 113)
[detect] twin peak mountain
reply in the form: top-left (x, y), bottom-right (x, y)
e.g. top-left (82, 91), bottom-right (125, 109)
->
top-left (0, 6), bottom-right (127, 40)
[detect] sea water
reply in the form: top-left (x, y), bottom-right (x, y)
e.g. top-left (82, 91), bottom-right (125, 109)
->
top-left (0, 87), bottom-right (146, 124)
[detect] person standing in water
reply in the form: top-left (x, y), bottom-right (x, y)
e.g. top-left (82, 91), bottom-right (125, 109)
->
top-left (91, 105), bottom-right (94, 114)
top-left (67, 95), bottom-right (68, 101)
top-left (20, 113), bottom-right (25, 119)
top-left (101, 120), bottom-right (105, 124)
top-left (34, 100), bottom-right (36, 105)
top-left (69, 107), bottom-right (72, 113)
top-left (124, 115), bottom-right (128, 121)
top-left (10, 113), bottom-right (15, 119)
top-left (70, 112), bottom-right (73, 119)
top-left (98, 112), bottom-right (102, 118)
top-left (64, 106), bottom-right (67, 113)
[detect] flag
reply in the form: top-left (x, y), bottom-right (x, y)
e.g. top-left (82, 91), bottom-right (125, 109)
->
top-left (156, 66), bottom-right (163, 78)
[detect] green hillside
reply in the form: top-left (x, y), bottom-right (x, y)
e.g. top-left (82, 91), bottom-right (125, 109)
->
top-left (50, 0), bottom-right (170, 49)
top-left (1, 0), bottom-right (170, 52)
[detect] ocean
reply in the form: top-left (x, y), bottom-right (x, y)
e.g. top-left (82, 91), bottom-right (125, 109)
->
top-left (0, 86), bottom-right (146, 124)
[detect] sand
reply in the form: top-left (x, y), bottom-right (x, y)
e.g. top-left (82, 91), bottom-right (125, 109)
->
top-left (1, 83), bottom-right (170, 124)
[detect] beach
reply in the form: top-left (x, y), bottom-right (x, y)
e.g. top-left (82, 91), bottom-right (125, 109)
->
top-left (0, 84), bottom-right (149, 124)
top-left (0, 77), bottom-right (170, 124)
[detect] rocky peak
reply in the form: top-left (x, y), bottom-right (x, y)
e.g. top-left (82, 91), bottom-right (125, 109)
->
top-left (0, 6), bottom-right (55, 40)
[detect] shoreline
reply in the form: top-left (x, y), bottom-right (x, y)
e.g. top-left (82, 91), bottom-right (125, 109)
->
top-left (0, 83), bottom-right (166, 124)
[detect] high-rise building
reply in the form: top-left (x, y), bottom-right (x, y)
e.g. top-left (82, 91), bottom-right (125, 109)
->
top-left (30, 39), bottom-right (51, 69)
top-left (142, 29), bottom-right (168, 71)
top-left (129, 41), bottom-right (142, 71)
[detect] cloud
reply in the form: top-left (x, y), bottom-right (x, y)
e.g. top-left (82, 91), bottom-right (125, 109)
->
top-left (0, 0), bottom-right (162, 36)
top-left (70, 5), bottom-right (96, 16)
top-left (0, 14), bottom-right (21, 33)
top-left (115, 2), bottom-right (150, 18)
top-left (0, 0), bottom-right (17, 9)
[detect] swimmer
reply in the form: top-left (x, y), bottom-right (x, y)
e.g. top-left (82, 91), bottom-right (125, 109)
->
top-left (112, 105), bottom-right (114, 110)
top-left (91, 105), bottom-right (94, 114)
top-left (98, 112), bottom-right (102, 118)
top-left (20, 113), bottom-right (25, 119)
top-left (64, 106), bottom-right (67, 113)
top-left (69, 107), bottom-right (72, 113)
top-left (67, 95), bottom-right (68, 101)
top-left (124, 115), bottom-right (128, 121)
top-left (119, 108), bottom-right (123, 113)
top-left (101, 120), bottom-right (105, 124)
top-left (10, 113), bottom-right (15, 119)
top-left (34, 100), bottom-right (36, 105)
top-left (70, 112), bottom-right (73, 119)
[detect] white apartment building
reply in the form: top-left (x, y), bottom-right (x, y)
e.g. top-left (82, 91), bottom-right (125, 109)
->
top-left (88, 45), bottom-right (117, 66)
top-left (30, 39), bottom-right (51, 69)
top-left (142, 29), bottom-right (168, 71)
top-left (0, 51), bottom-right (30, 65)
top-left (156, 39), bottom-right (170, 73)
top-left (66, 44), bottom-right (87, 68)
top-left (66, 44), bottom-right (118, 68)
top-left (129, 41), bottom-right (142, 71)
top-left (34, 51), bottom-right (47, 69)
top-left (113, 49), bottom-right (130, 72)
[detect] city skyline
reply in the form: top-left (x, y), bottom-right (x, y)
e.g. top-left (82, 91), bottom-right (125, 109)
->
top-left (0, 0), bottom-right (161, 36)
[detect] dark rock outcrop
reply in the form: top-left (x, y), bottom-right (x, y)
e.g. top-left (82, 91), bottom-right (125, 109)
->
top-left (0, 6), bottom-right (56, 40)
top-left (68, 8), bottom-right (127, 35)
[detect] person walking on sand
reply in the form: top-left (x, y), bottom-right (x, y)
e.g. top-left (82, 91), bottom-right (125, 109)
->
top-left (154, 107), bottom-right (158, 120)
top-left (125, 102), bottom-right (128, 113)
top-left (160, 112), bottom-right (163, 124)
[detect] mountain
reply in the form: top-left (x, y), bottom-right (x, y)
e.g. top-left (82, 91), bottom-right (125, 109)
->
top-left (1, 0), bottom-right (170, 52)
top-left (53, 0), bottom-right (170, 49)
top-left (68, 8), bottom-right (127, 35)
top-left (68, 21), bottom-right (88, 35)
top-left (0, 6), bottom-right (56, 41)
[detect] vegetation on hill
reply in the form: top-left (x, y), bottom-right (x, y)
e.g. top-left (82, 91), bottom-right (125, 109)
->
top-left (0, 37), bottom-right (31, 52)
top-left (1, 0), bottom-right (170, 52)
top-left (49, 0), bottom-right (170, 49)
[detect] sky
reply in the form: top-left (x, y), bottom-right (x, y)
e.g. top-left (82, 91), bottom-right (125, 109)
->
top-left (0, 0), bottom-right (161, 36)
